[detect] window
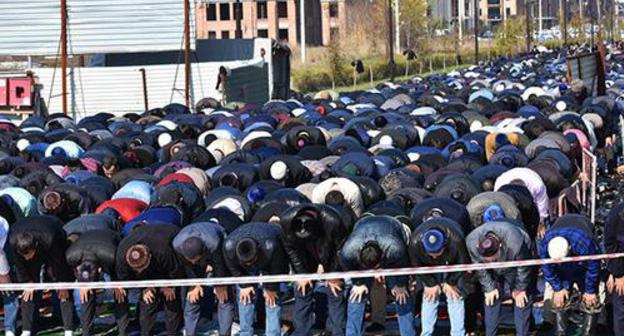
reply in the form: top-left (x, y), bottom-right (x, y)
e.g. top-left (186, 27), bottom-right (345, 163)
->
top-left (257, 1), bottom-right (268, 19)
top-left (220, 3), bottom-right (230, 20)
top-left (277, 1), bottom-right (288, 18)
top-left (208, 31), bottom-right (217, 39)
top-left (487, 0), bottom-right (499, 4)
top-left (506, 8), bottom-right (511, 17)
top-left (207, 4), bottom-right (217, 21)
top-left (488, 8), bottom-right (499, 19)
top-left (329, 3), bottom-right (339, 18)
top-left (330, 27), bottom-right (339, 40)
top-left (234, 2), bottom-right (243, 20)
top-left (222, 30), bottom-right (230, 39)
top-left (278, 28), bottom-right (289, 41)
top-left (257, 29), bottom-right (269, 38)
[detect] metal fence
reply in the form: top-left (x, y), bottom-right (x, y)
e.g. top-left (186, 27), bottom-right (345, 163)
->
top-left (558, 148), bottom-right (597, 223)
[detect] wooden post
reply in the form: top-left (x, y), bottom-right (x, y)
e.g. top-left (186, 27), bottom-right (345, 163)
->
top-left (60, 0), bottom-right (68, 115)
top-left (369, 66), bottom-right (374, 87)
top-left (140, 68), bottom-right (149, 112)
top-left (184, 0), bottom-right (191, 108)
top-left (429, 56), bottom-right (433, 72)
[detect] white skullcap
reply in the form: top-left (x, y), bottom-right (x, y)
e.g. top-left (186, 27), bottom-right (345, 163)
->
top-left (548, 236), bottom-right (570, 260)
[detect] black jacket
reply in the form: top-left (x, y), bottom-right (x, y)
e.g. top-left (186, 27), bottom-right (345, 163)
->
top-left (9, 215), bottom-right (74, 283)
top-left (37, 183), bottom-right (94, 222)
top-left (223, 222), bottom-right (288, 291)
top-left (408, 218), bottom-right (470, 287)
top-left (338, 215), bottom-right (410, 287)
top-left (280, 204), bottom-right (350, 274)
top-left (605, 203), bottom-right (624, 277)
top-left (115, 223), bottom-right (184, 280)
top-left (66, 229), bottom-right (120, 279)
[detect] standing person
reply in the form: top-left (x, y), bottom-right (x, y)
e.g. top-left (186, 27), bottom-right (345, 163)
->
top-left (223, 222), bottom-right (289, 336)
top-left (280, 204), bottom-right (350, 336)
top-left (9, 215), bottom-right (75, 336)
top-left (541, 214), bottom-right (601, 336)
top-left (216, 66), bottom-right (228, 105)
top-left (66, 229), bottom-right (128, 336)
top-left (338, 215), bottom-right (416, 336)
top-left (466, 220), bottom-right (534, 336)
top-left (116, 223), bottom-right (184, 336)
top-left (0, 215), bottom-right (19, 336)
top-left (409, 217), bottom-right (470, 336)
top-left (605, 203), bottom-right (624, 335)
top-left (172, 221), bottom-right (235, 336)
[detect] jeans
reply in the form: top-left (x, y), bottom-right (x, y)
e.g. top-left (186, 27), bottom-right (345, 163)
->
top-left (346, 286), bottom-right (415, 336)
top-left (81, 290), bottom-right (130, 336)
top-left (138, 287), bottom-right (182, 336)
top-left (421, 295), bottom-right (465, 336)
top-left (184, 286), bottom-right (235, 336)
top-left (293, 283), bottom-right (346, 336)
top-left (483, 285), bottom-right (532, 336)
top-left (237, 286), bottom-right (281, 336)
top-left (2, 292), bottom-right (19, 334)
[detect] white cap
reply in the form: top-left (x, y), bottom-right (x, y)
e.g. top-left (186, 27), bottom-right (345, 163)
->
top-left (16, 139), bottom-right (30, 152)
top-left (548, 236), bottom-right (570, 260)
top-left (270, 161), bottom-right (288, 180)
top-left (158, 132), bottom-right (173, 148)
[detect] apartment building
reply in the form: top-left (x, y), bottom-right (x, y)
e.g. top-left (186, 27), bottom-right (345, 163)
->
top-left (195, 0), bottom-right (347, 47)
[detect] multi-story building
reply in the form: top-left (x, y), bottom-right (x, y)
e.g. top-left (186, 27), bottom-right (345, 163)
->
top-left (195, 0), bottom-right (347, 47)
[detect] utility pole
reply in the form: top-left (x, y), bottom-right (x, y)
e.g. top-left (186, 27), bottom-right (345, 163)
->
top-left (388, 0), bottom-right (395, 80)
top-left (184, 0), bottom-right (191, 108)
top-left (60, 0), bottom-right (68, 115)
top-left (538, 0), bottom-right (543, 35)
top-left (526, 1), bottom-right (532, 52)
top-left (300, 0), bottom-right (306, 63)
top-left (474, 0), bottom-right (479, 63)
top-left (562, 0), bottom-right (568, 46)
top-left (458, 0), bottom-right (465, 44)
top-left (395, 0), bottom-right (400, 54)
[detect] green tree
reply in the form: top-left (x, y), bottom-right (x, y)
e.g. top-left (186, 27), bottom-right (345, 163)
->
top-left (325, 39), bottom-right (348, 88)
top-left (494, 17), bottom-right (525, 56)
top-left (400, 0), bottom-right (428, 50)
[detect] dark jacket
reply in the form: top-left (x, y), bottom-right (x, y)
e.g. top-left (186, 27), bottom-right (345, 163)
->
top-left (409, 218), bottom-right (470, 287)
top-left (173, 222), bottom-right (229, 278)
top-left (466, 220), bottom-right (533, 292)
top-left (116, 224), bottom-right (184, 280)
top-left (63, 214), bottom-right (117, 236)
top-left (280, 204), bottom-right (350, 274)
top-left (259, 155), bottom-right (312, 187)
top-left (338, 215), bottom-right (410, 287)
top-left (37, 183), bottom-right (94, 222)
top-left (605, 203), bottom-right (624, 277)
top-left (19, 168), bottom-right (64, 196)
top-left (9, 215), bottom-right (74, 283)
top-left (66, 229), bottom-right (120, 279)
top-left (223, 222), bottom-right (288, 291)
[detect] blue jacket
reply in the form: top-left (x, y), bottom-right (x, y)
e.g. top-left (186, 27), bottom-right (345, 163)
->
top-left (541, 224), bottom-right (601, 294)
top-left (173, 222), bottom-right (228, 278)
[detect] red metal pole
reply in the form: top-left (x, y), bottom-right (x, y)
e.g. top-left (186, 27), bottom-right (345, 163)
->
top-left (61, 0), bottom-right (68, 115)
top-left (184, 0), bottom-right (191, 108)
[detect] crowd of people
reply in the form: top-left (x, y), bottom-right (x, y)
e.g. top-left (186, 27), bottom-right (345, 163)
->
top-left (1, 44), bottom-right (624, 336)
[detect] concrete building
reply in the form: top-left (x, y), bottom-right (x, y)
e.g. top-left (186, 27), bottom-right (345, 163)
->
top-left (195, 0), bottom-right (347, 47)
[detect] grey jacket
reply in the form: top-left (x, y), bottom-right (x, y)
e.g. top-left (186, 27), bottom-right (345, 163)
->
top-left (466, 220), bottom-right (534, 292)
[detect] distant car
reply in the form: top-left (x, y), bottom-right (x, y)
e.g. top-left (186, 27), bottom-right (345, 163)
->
top-left (481, 31), bottom-right (495, 39)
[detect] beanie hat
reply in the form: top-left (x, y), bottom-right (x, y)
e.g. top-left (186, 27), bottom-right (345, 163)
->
top-left (126, 244), bottom-right (151, 270)
top-left (478, 232), bottom-right (500, 258)
top-left (483, 204), bottom-right (506, 223)
top-left (547, 236), bottom-right (570, 259)
top-left (422, 228), bottom-right (446, 255)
